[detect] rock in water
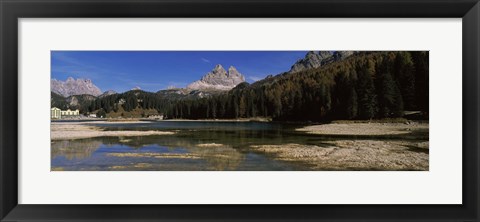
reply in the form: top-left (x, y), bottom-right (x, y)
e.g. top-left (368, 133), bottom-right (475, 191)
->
top-left (51, 77), bottom-right (102, 97)
top-left (187, 64), bottom-right (246, 91)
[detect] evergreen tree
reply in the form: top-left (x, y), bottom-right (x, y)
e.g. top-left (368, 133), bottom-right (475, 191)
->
top-left (412, 51), bottom-right (429, 114)
top-left (82, 51), bottom-right (427, 121)
top-left (394, 52), bottom-right (416, 110)
top-left (356, 66), bottom-right (377, 119)
top-left (96, 108), bottom-right (106, 118)
top-left (376, 58), bottom-right (404, 117)
top-left (346, 88), bottom-right (358, 119)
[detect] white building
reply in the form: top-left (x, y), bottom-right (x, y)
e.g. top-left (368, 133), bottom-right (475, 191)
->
top-left (51, 107), bottom-right (62, 119)
top-left (61, 109), bottom-right (79, 117)
top-left (148, 114), bottom-right (164, 120)
top-left (51, 107), bottom-right (80, 119)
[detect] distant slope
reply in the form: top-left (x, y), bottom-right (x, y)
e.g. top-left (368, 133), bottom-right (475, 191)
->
top-left (165, 51), bottom-right (429, 121)
top-left (99, 90), bottom-right (117, 98)
top-left (85, 51), bottom-right (429, 121)
top-left (51, 92), bottom-right (68, 110)
top-left (66, 94), bottom-right (97, 112)
top-left (288, 51), bottom-right (355, 73)
top-left (88, 90), bottom-right (168, 117)
top-left (51, 92), bottom-right (97, 113)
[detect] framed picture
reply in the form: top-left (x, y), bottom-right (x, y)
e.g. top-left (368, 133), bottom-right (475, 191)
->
top-left (1, 0), bottom-right (479, 221)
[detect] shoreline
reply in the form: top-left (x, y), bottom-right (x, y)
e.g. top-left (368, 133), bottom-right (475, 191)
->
top-left (263, 121), bottom-right (429, 170)
top-left (51, 121), bottom-right (175, 140)
top-left (51, 120), bottom-right (429, 170)
top-left (53, 117), bottom-right (272, 123)
top-left (162, 117), bottom-right (272, 122)
top-left (250, 139), bottom-right (429, 170)
top-left (296, 122), bottom-right (428, 136)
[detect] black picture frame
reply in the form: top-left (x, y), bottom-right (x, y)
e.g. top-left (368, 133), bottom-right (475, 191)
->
top-left (1, 0), bottom-right (479, 221)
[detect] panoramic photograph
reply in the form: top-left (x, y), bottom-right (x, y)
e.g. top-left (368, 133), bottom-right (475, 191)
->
top-left (51, 51), bottom-right (429, 171)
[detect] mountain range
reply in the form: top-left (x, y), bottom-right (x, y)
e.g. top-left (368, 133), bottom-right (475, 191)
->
top-left (51, 51), bottom-right (355, 97)
top-left (51, 77), bottom-right (103, 97)
top-left (50, 51), bottom-right (429, 121)
top-left (51, 51), bottom-right (355, 111)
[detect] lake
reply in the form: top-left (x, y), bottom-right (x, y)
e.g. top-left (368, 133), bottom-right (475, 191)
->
top-left (51, 121), bottom-right (428, 171)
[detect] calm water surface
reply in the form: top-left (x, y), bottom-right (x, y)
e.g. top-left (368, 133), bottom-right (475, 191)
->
top-left (51, 121), bottom-right (425, 171)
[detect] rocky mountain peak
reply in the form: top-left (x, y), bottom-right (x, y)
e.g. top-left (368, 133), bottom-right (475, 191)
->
top-left (187, 64), bottom-right (246, 91)
top-left (201, 64), bottom-right (228, 81)
top-left (51, 77), bottom-right (102, 97)
top-left (289, 51), bottom-right (354, 73)
top-left (228, 66), bottom-right (243, 80)
top-left (318, 51), bottom-right (333, 59)
top-left (214, 64), bottom-right (225, 72)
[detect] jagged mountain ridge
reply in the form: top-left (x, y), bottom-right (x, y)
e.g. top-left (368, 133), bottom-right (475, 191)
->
top-left (186, 64), bottom-right (246, 91)
top-left (99, 90), bottom-right (117, 98)
top-left (289, 51), bottom-right (355, 73)
top-left (57, 51), bottom-right (394, 117)
top-left (51, 77), bottom-right (102, 97)
top-left (52, 51), bottom-right (357, 114)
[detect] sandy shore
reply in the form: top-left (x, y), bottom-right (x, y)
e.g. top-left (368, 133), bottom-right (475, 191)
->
top-left (197, 143), bottom-right (225, 147)
top-left (51, 121), bottom-right (174, 140)
top-left (296, 122), bottom-right (428, 136)
top-left (53, 120), bottom-right (149, 124)
top-left (251, 140), bottom-right (428, 170)
top-left (163, 117), bottom-right (272, 122)
top-left (249, 121), bottom-right (429, 170)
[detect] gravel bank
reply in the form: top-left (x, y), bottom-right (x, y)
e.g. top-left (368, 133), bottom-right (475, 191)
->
top-left (51, 121), bottom-right (175, 140)
top-left (296, 122), bottom-right (428, 136)
top-left (251, 140), bottom-right (429, 171)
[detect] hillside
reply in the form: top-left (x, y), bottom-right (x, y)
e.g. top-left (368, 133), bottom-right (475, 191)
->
top-left (288, 51), bottom-right (355, 73)
top-left (74, 51), bottom-right (429, 122)
top-left (163, 51), bottom-right (429, 121)
top-left (51, 92), bottom-right (68, 110)
top-left (51, 92), bottom-right (97, 113)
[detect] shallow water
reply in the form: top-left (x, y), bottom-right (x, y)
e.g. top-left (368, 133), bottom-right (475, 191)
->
top-left (51, 121), bottom-right (427, 171)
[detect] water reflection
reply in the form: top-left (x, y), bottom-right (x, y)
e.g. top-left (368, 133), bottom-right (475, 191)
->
top-left (51, 135), bottom-right (251, 171)
top-left (51, 122), bottom-right (344, 170)
top-left (51, 140), bottom-right (102, 160)
top-left (51, 121), bottom-right (428, 171)
top-left (191, 144), bottom-right (244, 170)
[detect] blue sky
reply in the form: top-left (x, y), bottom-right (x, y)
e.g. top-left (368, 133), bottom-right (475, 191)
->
top-left (51, 51), bottom-right (308, 93)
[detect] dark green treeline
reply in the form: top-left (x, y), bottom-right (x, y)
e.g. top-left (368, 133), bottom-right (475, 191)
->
top-left (89, 51), bottom-right (429, 121)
